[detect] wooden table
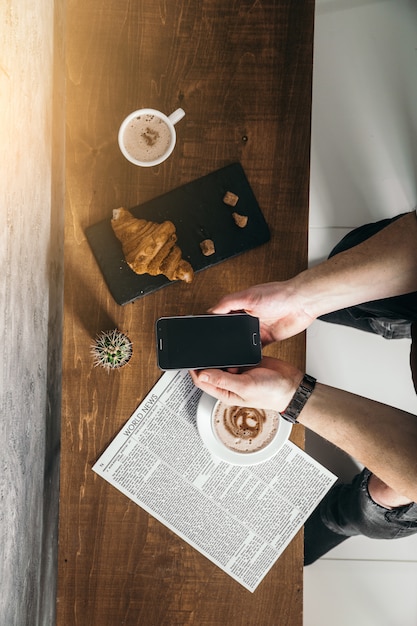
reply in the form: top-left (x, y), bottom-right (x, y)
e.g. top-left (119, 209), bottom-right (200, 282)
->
top-left (57, 1), bottom-right (314, 624)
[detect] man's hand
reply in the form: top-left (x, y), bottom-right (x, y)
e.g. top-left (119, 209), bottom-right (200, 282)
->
top-left (190, 356), bottom-right (303, 411)
top-left (208, 281), bottom-right (317, 343)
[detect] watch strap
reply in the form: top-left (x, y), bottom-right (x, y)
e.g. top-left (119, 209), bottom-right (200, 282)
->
top-left (279, 373), bottom-right (316, 424)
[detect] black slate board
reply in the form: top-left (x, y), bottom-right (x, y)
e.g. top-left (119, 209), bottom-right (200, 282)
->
top-left (86, 163), bottom-right (270, 305)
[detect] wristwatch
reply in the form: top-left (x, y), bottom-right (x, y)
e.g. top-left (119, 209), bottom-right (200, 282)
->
top-left (279, 373), bottom-right (317, 424)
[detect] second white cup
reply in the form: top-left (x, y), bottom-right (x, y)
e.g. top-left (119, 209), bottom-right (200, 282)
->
top-left (118, 107), bottom-right (185, 167)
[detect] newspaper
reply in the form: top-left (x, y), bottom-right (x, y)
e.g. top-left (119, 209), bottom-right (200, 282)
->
top-left (93, 370), bottom-right (336, 592)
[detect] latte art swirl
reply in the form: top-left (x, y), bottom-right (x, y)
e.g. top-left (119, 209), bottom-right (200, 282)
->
top-left (224, 406), bottom-right (265, 440)
top-left (213, 403), bottom-right (279, 453)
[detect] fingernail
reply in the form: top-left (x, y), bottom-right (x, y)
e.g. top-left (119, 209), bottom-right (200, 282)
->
top-left (199, 373), bottom-right (209, 383)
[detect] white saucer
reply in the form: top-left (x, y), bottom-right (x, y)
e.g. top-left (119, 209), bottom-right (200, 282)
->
top-left (196, 393), bottom-right (292, 466)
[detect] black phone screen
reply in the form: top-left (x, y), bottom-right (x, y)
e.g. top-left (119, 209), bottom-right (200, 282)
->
top-left (156, 314), bottom-right (261, 370)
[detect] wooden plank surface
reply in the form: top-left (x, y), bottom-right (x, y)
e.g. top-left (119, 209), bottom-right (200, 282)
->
top-left (1, 1), bottom-right (65, 624)
top-left (58, 1), bottom-right (314, 624)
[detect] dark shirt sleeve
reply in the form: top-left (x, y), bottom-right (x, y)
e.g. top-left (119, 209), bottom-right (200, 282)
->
top-left (411, 323), bottom-right (417, 394)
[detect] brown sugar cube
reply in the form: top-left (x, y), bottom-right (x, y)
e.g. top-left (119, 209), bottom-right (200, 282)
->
top-left (232, 212), bottom-right (248, 228)
top-left (223, 191), bottom-right (239, 207)
top-left (200, 239), bottom-right (215, 256)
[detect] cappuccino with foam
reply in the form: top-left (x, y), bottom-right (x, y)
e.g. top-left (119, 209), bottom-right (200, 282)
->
top-left (118, 108), bottom-right (184, 167)
top-left (122, 113), bottom-right (172, 163)
top-left (213, 403), bottom-right (279, 454)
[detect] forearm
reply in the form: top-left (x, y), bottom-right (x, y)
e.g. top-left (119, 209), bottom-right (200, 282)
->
top-left (295, 211), bottom-right (417, 319)
top-left (298, 382), bottom-right (417, 502)
top-left (192, 358), bottom-right (417, 500)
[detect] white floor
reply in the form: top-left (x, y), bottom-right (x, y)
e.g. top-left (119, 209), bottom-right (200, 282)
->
top-left (304, 2), bottom-right (417, 625)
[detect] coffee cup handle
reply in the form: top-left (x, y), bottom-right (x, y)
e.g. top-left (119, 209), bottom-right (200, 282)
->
top-left (168, 108), bottom-right (185, 125)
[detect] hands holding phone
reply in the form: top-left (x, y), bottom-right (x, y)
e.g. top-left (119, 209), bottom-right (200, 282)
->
top-left (190, 280), bottom-right (312, 410)
top-left (192, 211), bottom-right (417, 409)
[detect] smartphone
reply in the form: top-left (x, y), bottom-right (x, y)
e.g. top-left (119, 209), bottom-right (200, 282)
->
top-left (155, 313), bottom-right (262, 370)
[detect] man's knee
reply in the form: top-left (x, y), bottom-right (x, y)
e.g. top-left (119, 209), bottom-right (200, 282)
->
top-left (367, 473), bottom-right (412, 509)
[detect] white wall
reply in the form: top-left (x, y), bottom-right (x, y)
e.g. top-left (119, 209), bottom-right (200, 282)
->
top-left (0, 1), bottom-right (65, 624)
top-left (305, 2), bottom-right (417, 625)
top-left (310, 0), bottom-right (417, 229)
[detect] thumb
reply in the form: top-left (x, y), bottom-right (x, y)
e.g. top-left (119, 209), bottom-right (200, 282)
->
top-left (191, 369), bottom-right (245, 404)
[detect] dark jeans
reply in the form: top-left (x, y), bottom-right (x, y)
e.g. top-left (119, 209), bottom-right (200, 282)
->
top-left (322, 470), bottom-right (417, 539)
top-left (305, 469), bottom-right (417, 565)
top-left (305, 214), bottom-right (417, 564)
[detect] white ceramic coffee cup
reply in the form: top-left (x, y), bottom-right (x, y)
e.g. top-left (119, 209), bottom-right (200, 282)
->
top-left (118, 107), bottom-right (185, 167)
top-left (196, 394), bottom-right (292, 466)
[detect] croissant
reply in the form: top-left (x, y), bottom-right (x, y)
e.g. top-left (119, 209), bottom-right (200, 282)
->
top-left (111, 207), bottom-right (194, 283)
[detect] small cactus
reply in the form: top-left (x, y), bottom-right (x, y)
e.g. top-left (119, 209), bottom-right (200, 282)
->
top-left (91, 329), bottom-right (132, 370)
